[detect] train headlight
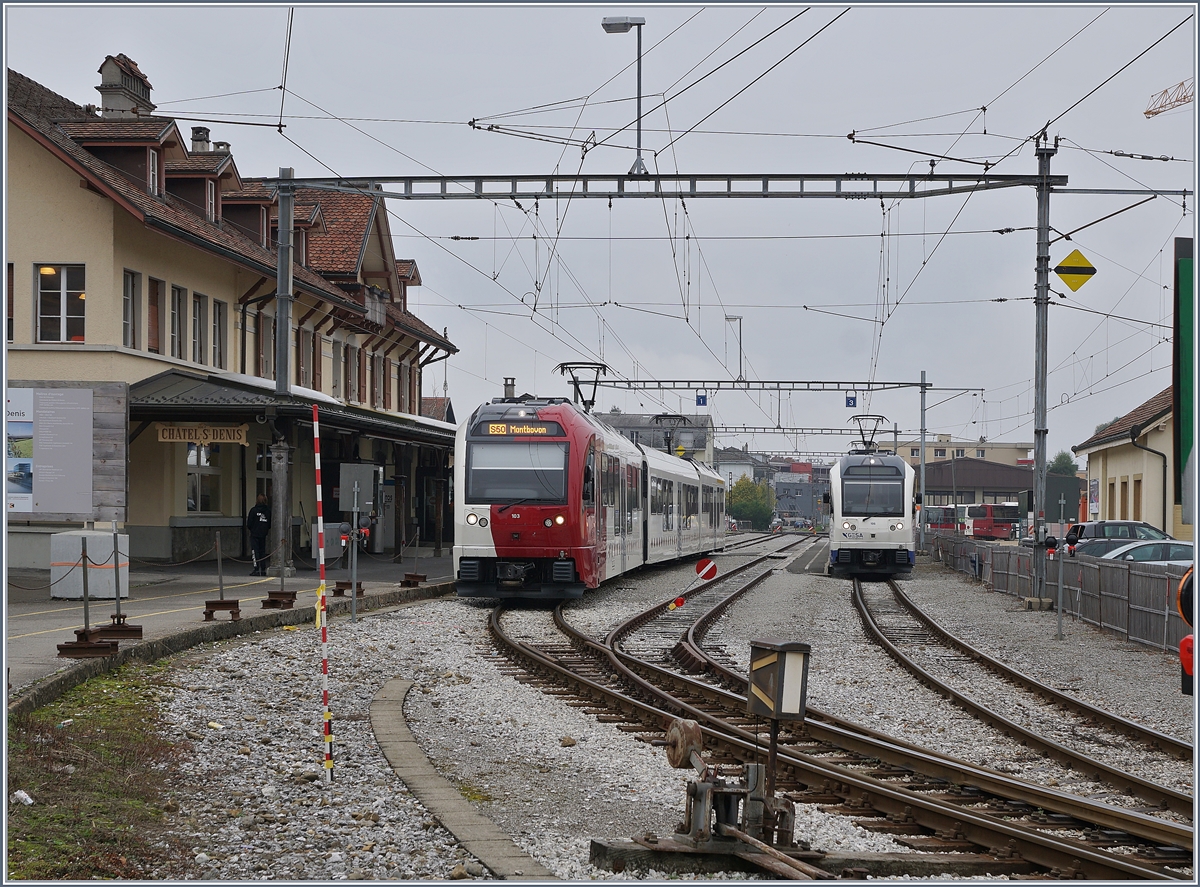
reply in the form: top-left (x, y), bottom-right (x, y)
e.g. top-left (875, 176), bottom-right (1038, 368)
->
top-left (842, 521), bottom-right (851, 530)
top-left (479, 518), bottom-right (489, 528)
top-left (894, 521), bottom-right (904, 531)
top-left (466, 513), bottom-right (479, 525)
top-left (555, 515), bottom-right (565, 525)
top-left (544, 518), bottom-right (553, 528)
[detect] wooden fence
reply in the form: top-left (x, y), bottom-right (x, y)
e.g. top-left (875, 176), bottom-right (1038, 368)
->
top-left (928, 533), bottom-right (1189, 653)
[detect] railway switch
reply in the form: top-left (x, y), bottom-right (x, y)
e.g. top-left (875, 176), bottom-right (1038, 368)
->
top-left (656, 718), bottom-right (825, 879)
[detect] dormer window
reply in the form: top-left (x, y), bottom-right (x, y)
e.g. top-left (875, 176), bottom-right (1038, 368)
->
top-left (206, 180), bottom-right (216, 222)
top-left (148, 148), bottom-right (159, 195)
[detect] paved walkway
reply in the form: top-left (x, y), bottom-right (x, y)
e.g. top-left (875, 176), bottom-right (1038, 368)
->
top-left (6, 545), bottom-right (453, 696)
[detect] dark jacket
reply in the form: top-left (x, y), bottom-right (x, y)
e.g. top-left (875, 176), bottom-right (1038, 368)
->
top-left (247, 503), bottom-right (272, 539)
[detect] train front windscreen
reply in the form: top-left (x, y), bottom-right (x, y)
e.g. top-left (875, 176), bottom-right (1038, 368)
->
top-left (841, 464), bottom-right (905, 517)
top-left (466, 441), bottom-right (569, 504)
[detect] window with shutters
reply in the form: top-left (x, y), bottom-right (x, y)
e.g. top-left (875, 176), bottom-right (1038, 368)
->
top-left (357, 348), bottom-right (367, 403)
top-left (191, 294), bottom-right (207, 364)
top-left (147, 278), bottom-right (162, 353)
top-left (312, 333), bottom-right (323, 392)
top-left (258, 311), bottom-right (274, 379)
top-left (122, 270), bottom-right (139, 348)
top-left (170, 285), bottom-right (186, 358)
top-left (383, 358), bottom-right (392, 410)
top-left (298, 328), bottom-right (312, 388)
top-left (211, 301), bottom-right (226, 369)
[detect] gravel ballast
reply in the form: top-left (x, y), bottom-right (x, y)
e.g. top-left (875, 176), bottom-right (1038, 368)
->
top-left (143, 549), bottom-right (1194, 880)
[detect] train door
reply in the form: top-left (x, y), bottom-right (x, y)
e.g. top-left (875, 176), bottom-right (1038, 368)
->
top-left (674, 480), bottom-right (683, 557)
top-left (618, 461), bottom-right (627, 575)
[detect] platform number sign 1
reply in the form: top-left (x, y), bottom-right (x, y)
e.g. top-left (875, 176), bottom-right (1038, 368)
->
top-left (845, 392), bottom-right (857, 408)
top-left (696, 558), bottom-right (718, 581)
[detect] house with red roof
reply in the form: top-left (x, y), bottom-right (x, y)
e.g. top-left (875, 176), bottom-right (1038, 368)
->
top-left (1072, 387), bottom-right (1190, 540)
top-left (7, 55), bottom-right (458, 567)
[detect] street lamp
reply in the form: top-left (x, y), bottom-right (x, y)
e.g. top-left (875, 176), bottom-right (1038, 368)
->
top-left (601, 15), bottom-right (647, 175)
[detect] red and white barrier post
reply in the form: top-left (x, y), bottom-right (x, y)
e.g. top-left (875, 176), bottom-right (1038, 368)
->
top-left (312, 405), bottom-right (333, 783)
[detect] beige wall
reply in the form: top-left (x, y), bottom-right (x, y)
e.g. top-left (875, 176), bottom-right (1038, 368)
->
top-left (899, 437), bottom-right (1033, 467)
top-left (1081, 420), bottom-right (1182, 537)
top-left (8, 123), bottom-right (116, 346)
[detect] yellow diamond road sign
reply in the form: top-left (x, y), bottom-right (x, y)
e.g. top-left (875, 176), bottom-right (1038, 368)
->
top-left (1054, 249), bottom-right (1096, 292)
top-left (675, 444), bottom-right (686, 457)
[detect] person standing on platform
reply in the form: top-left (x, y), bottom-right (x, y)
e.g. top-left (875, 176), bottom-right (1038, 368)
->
top-left (246, 493), bottom-right (272, 576)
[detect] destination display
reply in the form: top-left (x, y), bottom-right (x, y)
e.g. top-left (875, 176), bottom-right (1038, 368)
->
top-left (475, 421), bottom-right (564, 437)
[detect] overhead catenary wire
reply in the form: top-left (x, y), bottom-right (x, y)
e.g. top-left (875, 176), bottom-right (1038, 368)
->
top-left (1036, 13), bottom-right (1194, 138)
top-left (277, 8), bottom-right (294, 132)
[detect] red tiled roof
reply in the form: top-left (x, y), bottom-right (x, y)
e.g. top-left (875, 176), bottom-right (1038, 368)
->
top-left (58, 119), bottom-right (177, 142)
top-left (222, 181), bottom-right (275, 201)
top-left (166, 155), bottom-right (232, 174)
top-left (6, 69), bottom-right (92, 121)
top-left (8, 68), bottom-right (361, 315)
top-left (421, 397), bottom-right (452, 422)
top-left (386, 303), bottom-right (456, 352)
top-left (294, 187), bottom-right (376, 275)
top-left (396, 259), bottom-right (422, 286)
top-left (1073, 386), bottom-right (1173, 452)
top-left (275, 203), bottom-right (324, 228)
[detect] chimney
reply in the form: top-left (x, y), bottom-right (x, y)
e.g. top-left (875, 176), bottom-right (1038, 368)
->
top-left (191, 126), bottom-right (211, 152)
top-left (212, 141), bottom-right (231, 153)
top-left (96, 54), bottom-right (155, 119)
top-left (503, 377), bottom-right (515, 399)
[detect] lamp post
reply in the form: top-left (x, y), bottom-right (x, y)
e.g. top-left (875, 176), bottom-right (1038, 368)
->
top-left (602, 15), bottom-right (647, 175)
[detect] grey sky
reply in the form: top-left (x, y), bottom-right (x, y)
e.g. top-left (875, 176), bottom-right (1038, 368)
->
top-left (5, 4), bottom-right (1196, 462)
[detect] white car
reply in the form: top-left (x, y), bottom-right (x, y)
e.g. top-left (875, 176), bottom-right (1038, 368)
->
top-left (1101, 539), bottom-right (1193, 565)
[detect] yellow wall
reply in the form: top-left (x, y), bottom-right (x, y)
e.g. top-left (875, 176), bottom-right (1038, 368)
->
top-left (1082, 420), bottom-right (1180, 536)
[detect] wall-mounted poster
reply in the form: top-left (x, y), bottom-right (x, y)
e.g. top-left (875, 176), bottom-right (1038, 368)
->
top-left (1089, 478), bottom-right (1100, 516)
top-left (6, 388), bottom-right (93, 514)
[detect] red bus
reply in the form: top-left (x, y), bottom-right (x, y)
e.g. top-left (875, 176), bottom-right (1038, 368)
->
top-left (962, 503), bottom-right (1021, 540)
top-left (921, 505), bottom-right (958, 532)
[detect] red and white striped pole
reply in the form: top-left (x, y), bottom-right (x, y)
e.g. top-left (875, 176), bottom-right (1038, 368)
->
top-left (312, 405), bottom-right (333, 783)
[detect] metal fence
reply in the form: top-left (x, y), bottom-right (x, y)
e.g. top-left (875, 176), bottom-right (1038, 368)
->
top-left (928, 533), bottom-right (1189, 653)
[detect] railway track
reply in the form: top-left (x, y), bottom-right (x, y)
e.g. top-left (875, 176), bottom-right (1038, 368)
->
top-left (853, 579), bottom-right (1194, 814)
top-left (488, 543), bottom-right (1192, 879)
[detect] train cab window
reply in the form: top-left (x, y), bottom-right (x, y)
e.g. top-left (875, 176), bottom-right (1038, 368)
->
top-left (664, 480), bottom-right (675, 531)
top-left (841, 464), bottom-right (904, 517)
top-left (466, 441), bottom-right (569, 504)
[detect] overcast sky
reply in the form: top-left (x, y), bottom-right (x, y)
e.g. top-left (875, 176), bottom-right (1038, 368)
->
top-left (5, 4), bottom-right (1196, 463)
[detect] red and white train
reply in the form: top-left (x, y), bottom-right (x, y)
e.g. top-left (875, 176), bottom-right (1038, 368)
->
top-left (453, 397), bottom-right (727, 599)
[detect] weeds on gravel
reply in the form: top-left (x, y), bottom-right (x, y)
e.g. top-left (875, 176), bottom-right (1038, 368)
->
top-left (6, 661), bottom-right (189, 879)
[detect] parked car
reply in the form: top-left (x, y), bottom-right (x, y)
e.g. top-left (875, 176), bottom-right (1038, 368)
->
top-left (1100, 540), bottom-right (1193, 565)
top-left (1071, 537), bottom-right (1145, 558)
top-left (1067, 520), bottom-right (1172, 542)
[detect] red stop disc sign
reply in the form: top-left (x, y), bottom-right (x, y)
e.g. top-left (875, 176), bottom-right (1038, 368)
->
top-left (696, 558), bottom-right (718, 581)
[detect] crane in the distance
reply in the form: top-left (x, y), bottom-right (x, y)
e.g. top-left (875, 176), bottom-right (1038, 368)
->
top-left (1144, 78), bottom-right (1194, 118)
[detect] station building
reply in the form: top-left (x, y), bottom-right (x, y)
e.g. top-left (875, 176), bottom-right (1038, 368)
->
top-left (6, 56), bottom-right (458, 567)
top-left (1073, 386), bottom-right (1190, 540)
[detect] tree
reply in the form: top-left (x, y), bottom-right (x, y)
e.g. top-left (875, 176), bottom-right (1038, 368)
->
top-left (728, 476), bottom-right (775, 530)
top-left (1048, 450), bottom-right (1079, 475)
top-left (1094, 416), bottom-right (1123, 436)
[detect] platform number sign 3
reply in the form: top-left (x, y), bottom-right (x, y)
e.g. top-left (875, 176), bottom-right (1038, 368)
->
top-left (845, 393), bottom-right (857, 408)
top-left (696, 558), bottom-right (718, 581)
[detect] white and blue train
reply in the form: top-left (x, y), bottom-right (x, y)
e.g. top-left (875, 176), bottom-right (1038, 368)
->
top-left (827, 449), bottom-right (918, 576)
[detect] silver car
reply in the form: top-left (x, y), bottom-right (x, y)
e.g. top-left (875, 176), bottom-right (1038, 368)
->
top-left (1101, 539), bottom-right (1193, 565)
